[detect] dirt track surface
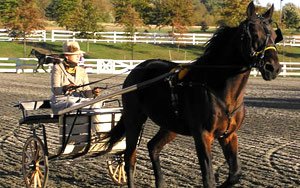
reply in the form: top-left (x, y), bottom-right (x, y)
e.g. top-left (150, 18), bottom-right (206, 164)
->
top-left (0, 73), bottom-right (299, 188)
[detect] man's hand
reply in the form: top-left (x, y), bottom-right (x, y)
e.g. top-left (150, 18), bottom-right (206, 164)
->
top-left (62, 83), bottom-right (76, 94)
top-left (92, 87), bottom-right (101, 97)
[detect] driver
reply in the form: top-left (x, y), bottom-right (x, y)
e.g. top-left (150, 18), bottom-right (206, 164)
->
top-left (50, 41), bottom-right (101, 114)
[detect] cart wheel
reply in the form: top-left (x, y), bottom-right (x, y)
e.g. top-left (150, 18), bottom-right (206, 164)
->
top-left (22, 136), bottom-right (49, 188)
top-left (107, 154), bottom-right (128, 186)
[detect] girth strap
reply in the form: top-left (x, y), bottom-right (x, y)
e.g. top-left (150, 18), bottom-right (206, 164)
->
top-left (166, 65), bottom-right (190, 115)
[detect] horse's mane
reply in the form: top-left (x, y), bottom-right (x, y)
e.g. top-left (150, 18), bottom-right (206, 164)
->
top-left (196, 26), bottom-right (239, 64)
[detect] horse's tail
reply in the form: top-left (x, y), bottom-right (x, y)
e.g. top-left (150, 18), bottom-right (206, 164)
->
top-left (103, 116), bottom-right (125, 151)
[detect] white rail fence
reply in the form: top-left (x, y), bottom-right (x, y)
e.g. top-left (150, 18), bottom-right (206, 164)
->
top-left (0, 58), bottom-right (299, 76)
top-left (0, 29), bottom-right (299, 46)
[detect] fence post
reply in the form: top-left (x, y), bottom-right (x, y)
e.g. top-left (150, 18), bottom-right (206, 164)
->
top-left (96, 59), bottom-right (101, 74)
top-left (41, 30), bottom-right (46, 42)
top-left (72, 31), bottom-right (76, 42)
top-left (114, 31), bottom-right (117, 43)
top-left (192, 33), bottom-right (196, 45)
top-left (16, 59), bottom-right (22, 74)
top-left (282, 63), bottom-right (287, 77)
top-left (51, 30), bottom-right (55, 42)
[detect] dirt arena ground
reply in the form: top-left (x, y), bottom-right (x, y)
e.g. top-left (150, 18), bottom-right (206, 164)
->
top-left (0, 73), bottom-right (299, 188)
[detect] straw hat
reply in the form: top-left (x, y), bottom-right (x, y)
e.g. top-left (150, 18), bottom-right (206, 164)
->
top-left (62, 41), bottom-right (85, 55)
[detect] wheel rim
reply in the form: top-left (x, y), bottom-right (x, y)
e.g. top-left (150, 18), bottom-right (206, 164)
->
top-left (22, 137), bottom-right (48, 188)
top-left (107, 155), bottom-right (127, 185)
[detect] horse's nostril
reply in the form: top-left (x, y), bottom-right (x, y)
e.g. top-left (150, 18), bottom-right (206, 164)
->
top-left (265, 63), bottom-right (274, 72)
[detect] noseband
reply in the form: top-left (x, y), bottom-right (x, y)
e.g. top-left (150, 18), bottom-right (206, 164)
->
top-left (241, 17), bottom-right (277, 69)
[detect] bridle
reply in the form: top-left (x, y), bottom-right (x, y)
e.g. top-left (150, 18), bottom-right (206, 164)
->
top-left (241, 16), bottom-right (279, 69)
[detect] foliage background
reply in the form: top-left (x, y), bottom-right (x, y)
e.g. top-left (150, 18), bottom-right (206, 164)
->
top-left (0, 0), bottom-right (299, 60)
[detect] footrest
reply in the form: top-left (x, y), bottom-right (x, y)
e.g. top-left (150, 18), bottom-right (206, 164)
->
top-left (19, 114), bottom-right (59, 125)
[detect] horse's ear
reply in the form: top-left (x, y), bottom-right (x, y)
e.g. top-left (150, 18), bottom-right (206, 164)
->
top-left (262, 4), bottom-right (274, 20)
top-left (246, 1), bottom-right (256, 19)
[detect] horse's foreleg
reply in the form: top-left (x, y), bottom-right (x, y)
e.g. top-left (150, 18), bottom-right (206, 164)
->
top-left (147, 129), bottom-right (176, 188)
top-left (35, 64), bottom-right (40, 73)
top-left (218, 132), bottom-right (242, 187)
top-left (194, 130), bottom-right (215, 188)
top-left (41, 64), bottom-right (48, 73)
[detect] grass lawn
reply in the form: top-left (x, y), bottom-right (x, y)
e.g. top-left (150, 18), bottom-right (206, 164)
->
top-left (0, 41), bottom-right (299, 62)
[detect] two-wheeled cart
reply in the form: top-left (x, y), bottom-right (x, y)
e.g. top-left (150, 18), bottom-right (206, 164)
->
top-left (16, 98), bottom-right (127, 188)
top-left (16, 70), bottom-right (176, 188)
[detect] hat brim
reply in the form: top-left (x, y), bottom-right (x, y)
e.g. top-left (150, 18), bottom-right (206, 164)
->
top-left (63, 50), bottom-right (85, 55)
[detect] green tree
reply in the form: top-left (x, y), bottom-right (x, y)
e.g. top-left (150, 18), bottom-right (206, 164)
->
top-left (74, 0), bottom-right (104, 52)
top-left (93, 0), bottom-right (114, 22)
top-left (151, 0), bottom-right (195, 33)
top-left (46, 0), bottom-right (81, 30)
top-left (46, 0), bottom-right (104, 52)
top-left (113, 2), bottom-right (144, 59)
top-left (219, 0), bottom-right (251, 27)
top-left (0, 0), bottom-right (45, 57)
top-left (282, 3), bottom-right (300, 29)
top-left (201, 0), bottom-right (223, 13)
top-left (193, 0), bottom-right (213, 26)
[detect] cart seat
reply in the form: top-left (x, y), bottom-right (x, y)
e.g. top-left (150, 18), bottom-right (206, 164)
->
top-left (16, 99), bottom-right (59, 125)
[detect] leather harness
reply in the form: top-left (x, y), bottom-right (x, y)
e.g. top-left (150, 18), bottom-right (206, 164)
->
top-left (166, 66), bottom-right (244, 138)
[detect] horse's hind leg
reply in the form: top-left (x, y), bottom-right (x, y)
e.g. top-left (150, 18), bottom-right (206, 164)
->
top-left (123, 112), bottom-right (147, 188)
top-left (147, 129), bottom-right (176, 188)
top-left (218, 132), bottom-right (242, 187)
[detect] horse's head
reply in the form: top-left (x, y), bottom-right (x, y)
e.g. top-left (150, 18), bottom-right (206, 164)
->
top-left (240, 2), bottom-right (282, 80)
top-left (28, 49), bottom-right (36, 57)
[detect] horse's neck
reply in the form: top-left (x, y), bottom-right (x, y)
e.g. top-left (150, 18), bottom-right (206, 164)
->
top-left (222, 71), bottom-right (250, 109)
top-left (33, 50), bottom-right (44, 58)
top-left (203, 42), bottom-right (250, 109)
top-left (193, 27), bottom-right (250, 108)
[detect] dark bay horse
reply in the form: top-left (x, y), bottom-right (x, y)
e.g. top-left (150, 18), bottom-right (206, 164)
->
top-left (104, 2), bottom-right (282, 188)
top-left (29, 49), bottom-right (61, 73)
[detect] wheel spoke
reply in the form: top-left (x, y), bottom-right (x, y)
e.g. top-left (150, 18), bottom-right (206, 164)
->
top-left (118, 164), bottom-right (122, 183)
top-left (39, 164), bottom-right (45, 171)
top-left (24, 169), bottom-right (33, 179)
top-left (24, 160), bottom-right (31, 166)
top-left (37, 155), bottom-right (44, 163)
top-left (122, 164), bottom-right (126, 183)
top-left (29, 141), bottom-right (35, 158)
top-left (36, 171), bottom-right (42, 188)
top-left (28, 171), bottom-right (35, 186)
top-left (114, 165), bottom-right (120, 177)
top-left (34, 143), bottom-right (40, 161)
top-left (37, 168), bottom-right (44, 179)
top-left (34, 172), bottom-right (38, 188)
top-left (25, 151), bottom-right (32, 160)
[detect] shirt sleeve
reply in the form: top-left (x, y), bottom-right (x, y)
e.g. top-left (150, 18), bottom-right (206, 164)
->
top-left (51, 64), bottom-right (64, 95)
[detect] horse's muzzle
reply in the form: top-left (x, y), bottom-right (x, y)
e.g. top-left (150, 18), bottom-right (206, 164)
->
top-left (260, 61), bottom-right (281, 80)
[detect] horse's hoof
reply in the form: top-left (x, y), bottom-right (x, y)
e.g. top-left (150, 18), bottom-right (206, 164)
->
top-left (218, 173), bottom-right (242, 188)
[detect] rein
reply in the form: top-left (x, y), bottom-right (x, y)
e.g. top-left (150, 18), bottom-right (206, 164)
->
top-left (68, 69), bottom-right (131, 91)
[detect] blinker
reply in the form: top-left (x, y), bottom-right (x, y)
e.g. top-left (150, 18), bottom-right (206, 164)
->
top-left (275, 28), bottom-right (283, 43)
top-left (274, 22), bottom-right (283, 43)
